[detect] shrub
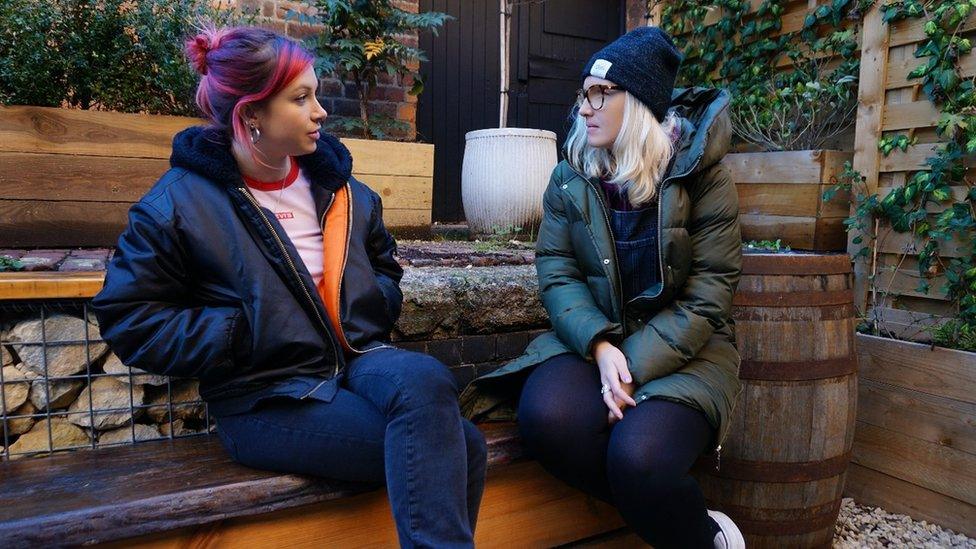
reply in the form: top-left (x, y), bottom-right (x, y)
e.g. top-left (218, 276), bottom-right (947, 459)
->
top-left (0, 0), bottom-right (253, 115)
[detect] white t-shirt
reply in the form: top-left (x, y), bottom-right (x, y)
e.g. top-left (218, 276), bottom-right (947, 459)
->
top-left (245, 160), bottom-right (324, 285)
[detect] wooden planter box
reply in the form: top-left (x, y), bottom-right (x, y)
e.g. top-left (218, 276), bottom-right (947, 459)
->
top-left (846, 333), bottom-right (976, 537)
top-left (0, 106), bottom-right (433, 248)
top-left (722, 149), bottom-right (852, 251)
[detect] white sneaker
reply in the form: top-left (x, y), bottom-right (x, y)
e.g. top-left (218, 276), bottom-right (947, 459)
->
top-left (708, 509), bottom-right (746, 549)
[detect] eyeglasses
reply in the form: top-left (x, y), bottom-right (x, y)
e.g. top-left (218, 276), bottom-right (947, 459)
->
top-left (575, 84), bottom-right (622, 110)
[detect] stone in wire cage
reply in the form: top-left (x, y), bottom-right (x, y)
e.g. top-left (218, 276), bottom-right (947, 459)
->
top-left (0, 301), bottom-right (212, 460)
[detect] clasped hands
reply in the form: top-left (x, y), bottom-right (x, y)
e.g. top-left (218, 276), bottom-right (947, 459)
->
top-left (593, 339), bottom-right (636, 425)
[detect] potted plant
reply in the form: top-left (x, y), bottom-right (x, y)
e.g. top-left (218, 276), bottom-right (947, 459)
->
top-left (656, 0), bottom-right (864, 251)
top-left (291, 0), bottom-right (453, 231)
top-left (460, 0), bottom-right (558, 238)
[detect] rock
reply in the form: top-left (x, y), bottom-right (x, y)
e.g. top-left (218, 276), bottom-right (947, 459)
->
top-left (58, 258), bottom-right (106, 272)
top-left (102, 354), bottom-right (168, 386)
top-left (1, 344), bottom-right (13, 367)
top-left (67, 377), bottom-right (144, 430)
top-left (8, 315), bottom-right (108, 378)
top-left (6, 418), bottom-right (89, 459)
top-left (394, 266), bottom-right (546, 341)
top-left (1, 365), bottom-right (32, 413)
top-left (98, 424), bottom-right (161, 445)
top-left (147, 380), bottom-right (205, 423)
top-left (450, 266), bottom-right (546, 334)
top-left (2, 401), bottom-right (37, 438)
top-left (159, 419), bottom-right (188, 437)
top-left (30, 378), bottom-right (84, 410)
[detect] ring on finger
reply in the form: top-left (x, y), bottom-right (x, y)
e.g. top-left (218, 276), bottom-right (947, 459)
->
top-left (600, 384), bottom-right (610, 395)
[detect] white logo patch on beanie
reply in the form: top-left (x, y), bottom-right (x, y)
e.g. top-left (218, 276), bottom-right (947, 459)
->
top-left (590, 59), bottom-right (613, 79)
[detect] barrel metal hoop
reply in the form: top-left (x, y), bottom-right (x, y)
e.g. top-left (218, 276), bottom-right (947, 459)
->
top-left (742, 254), bottom-right (852, 276)
top-left (701, 451), bottom-right (853, 483)
top-left (731, 303), bottom-right (856, 322)
top-left (729, 499), bottom-right (844, 536)
top-left (732, 290), bottom-right (853, 307)
top-left (738, 353), bottom-right (858, 381)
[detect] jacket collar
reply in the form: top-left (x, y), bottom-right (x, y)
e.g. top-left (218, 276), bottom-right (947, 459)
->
top-left (667, 86), bottom-right (731, 178)
top-left (169, 126), bottom-right (352, 193)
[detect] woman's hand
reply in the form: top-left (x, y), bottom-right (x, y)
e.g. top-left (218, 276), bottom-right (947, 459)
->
top-left (593, 339), bottom-right (637, 423)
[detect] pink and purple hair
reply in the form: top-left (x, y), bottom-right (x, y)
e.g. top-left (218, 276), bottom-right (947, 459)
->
top-left (185, 26), bottom-right (314, 155)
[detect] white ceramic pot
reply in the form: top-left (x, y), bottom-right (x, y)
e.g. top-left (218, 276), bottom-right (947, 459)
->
top-left (461, 128), bottom-right (557, 236)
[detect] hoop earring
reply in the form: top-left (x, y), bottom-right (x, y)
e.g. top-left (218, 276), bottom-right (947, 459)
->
top-left (249, 123), bottom-right (261, 144)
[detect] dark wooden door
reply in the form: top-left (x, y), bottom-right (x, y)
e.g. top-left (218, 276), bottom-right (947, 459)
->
top-left (418, 0), bottom-right (624, 222)
top-left (507, 0), bottom-right (623, 147)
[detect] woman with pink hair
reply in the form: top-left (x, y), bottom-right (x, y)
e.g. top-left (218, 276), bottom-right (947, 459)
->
top-left (93, 26), bottom-right (486, 548)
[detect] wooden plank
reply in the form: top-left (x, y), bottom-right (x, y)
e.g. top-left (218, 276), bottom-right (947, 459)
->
top-left (851, 421), bottom-right (976, 505)
top-left (877, 185), bottom-right (970, 213)
top-left (0, 198), bottom-right (430, 249)
top-left (888, 15), bottom-right (976, 48)
top-left (106, 461), bottom-right (625, 549)
top-left (875, 224), bottom-right (972, 259)
top-left (879, 143), bottom-right (953, 172)
top-left (357, 174), bottom-right (432, 211)
top-left (857, 378), bottom-right (976, 456)
top-left (867, 306), bottom-right (944, 343)
top-left (0, 152), bottom-right (165, 201)
top-left (882, 100), bottom-right (940, 131)
top-left (739, 214), bottom-right (847, 251)
top-left (873, 266), bottom-right (949, 301)
top-left (0, 106), bottom-right (198, 159)
top-left (722, 150), bottom-right (824, 185)
top-left (0, 200), bottom-right (132, 248)
top-left (382, 208), bottom-right (432, 227)
top-left (0, 272), bottom-right (105, 300)
top-left (343, 139), bottom-right (434, 178)
top-left (740, 214), bottom-right (817, 247)
top-left (0, 155), bottom-right (431, 211)
top-left (887, 49), bottom-right (976, 90)
top-left (735, 183), bottom-right (822, 217)
top-left (845, 463), bottom-right (976, 538)
top-left (851, 3), bottom-right (889, 313)
top-left (856, 332), bottom-right (976, 405)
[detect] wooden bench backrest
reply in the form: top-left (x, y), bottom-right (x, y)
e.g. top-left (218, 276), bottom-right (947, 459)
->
top-left (0, 105), bottom-right (432, 248)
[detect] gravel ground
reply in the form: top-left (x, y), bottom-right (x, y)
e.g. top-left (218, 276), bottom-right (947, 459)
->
top-left (834, 498), bottom-right (975, 548)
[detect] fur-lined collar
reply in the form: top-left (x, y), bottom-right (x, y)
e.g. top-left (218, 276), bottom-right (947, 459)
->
top-left (170, 126), bottom-right (352, 192)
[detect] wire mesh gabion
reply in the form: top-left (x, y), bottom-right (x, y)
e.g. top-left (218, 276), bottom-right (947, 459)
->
top-left (0, 300), bottom-right (212, 461)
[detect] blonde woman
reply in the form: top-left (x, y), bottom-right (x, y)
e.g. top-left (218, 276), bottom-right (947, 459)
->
top-left (463, 27), bottom-right (744, 549)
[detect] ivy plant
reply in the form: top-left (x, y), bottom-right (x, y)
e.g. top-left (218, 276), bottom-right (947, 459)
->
top-left (826, 0), bottom-right (976, 350)
top-left (649, 0), bottom-right (869, 151)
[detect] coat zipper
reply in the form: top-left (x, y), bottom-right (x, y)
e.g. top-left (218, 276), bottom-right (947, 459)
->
top-left (323, 182), bottom-right (392, 357)
top-left (570, 157), bottom-right (732, 459)
top-left (565, 166), bottom-right (625, 325)
top-left (237, 186), bottom-right (342, 378)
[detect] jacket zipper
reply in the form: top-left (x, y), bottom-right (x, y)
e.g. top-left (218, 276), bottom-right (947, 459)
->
top-left (324, 182), bottom-right (392, 357)
top-left (566, 167), bottom-right (625, 325)
top-left (237, 187), bottom-right (342, 378)
top-left (570, 157), bottom-right (732, 458)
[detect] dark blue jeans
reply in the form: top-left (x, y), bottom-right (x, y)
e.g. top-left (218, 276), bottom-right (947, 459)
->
top-left (214, 348), bottom-right (487, 548)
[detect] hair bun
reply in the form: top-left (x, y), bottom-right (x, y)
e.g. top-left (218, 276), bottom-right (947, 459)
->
top-left (186, 33), bottom-right (214, 75)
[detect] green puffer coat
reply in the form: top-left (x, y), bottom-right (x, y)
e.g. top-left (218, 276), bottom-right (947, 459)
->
top-left (461, 87), bottom-right (743, 451)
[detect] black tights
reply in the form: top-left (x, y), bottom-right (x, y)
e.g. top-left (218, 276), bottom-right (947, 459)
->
top-left (517, 353), bottom-right (719, 549)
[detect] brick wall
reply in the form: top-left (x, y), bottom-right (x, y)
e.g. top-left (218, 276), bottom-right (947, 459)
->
top-left (236, 0), bottom-right (420, 140)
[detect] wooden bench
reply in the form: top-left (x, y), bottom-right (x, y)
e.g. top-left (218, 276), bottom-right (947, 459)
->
top-left (0, 272), bottom-right (631, 547)
top-left (0, 424), bottom-right (634, 548)
top-left (0, 105), bottom-right (434, 248)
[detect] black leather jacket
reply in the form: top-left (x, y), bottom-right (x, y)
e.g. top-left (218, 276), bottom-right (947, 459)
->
top-left (92, 127), bottom-right (403, 403)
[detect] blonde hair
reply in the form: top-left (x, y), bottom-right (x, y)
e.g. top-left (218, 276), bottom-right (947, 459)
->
top-left (565, 92), bottom-right (679, 207)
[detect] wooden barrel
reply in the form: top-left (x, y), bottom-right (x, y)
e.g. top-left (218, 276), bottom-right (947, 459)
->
top-left (696, 252), bottom-right (857, 549)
